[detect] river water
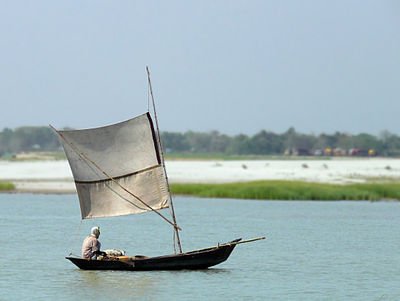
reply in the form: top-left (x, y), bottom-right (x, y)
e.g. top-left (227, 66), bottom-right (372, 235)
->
top-left (0, 194), bottom-right (399, 300)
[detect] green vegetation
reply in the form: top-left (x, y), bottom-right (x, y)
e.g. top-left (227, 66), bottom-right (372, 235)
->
top-left (2, 125), bottom-right (400, 159)
top-left (0, 182), bottom-right (15, 191)
top-left (0, 126), bottom-right (60, 156)
top-left (162, 129), bottom-right (400, 157)
top-left (170, 181), bottom-right (400, 201)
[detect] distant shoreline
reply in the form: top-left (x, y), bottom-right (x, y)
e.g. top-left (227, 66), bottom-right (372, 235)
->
top-left (2, 180), bottom-right (400, 202)
top-left (1, 158), bottom-right (400, 199)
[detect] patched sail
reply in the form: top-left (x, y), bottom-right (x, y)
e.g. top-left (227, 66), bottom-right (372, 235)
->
top-left (58, 113), bottom-right (170, 219)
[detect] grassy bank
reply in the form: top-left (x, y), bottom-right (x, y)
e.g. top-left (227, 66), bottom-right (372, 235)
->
top-left (170, 180), bottom-right (400, 201)
top-left (0, 182), bottom-right (15, 191)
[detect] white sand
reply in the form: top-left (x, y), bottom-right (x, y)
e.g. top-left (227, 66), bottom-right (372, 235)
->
top-left (1, 158), bottom-right (400, 193)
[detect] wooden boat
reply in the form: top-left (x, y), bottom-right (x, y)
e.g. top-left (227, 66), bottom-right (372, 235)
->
top-left (54, 67), bottom-right (264, 271)
top-left (65, 238), bottom-right (261, 271)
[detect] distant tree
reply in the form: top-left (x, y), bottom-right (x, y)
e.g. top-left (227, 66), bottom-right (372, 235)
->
top-left (208, 131), bottom-right (230, 153)
top-left (0, 128), bottom-right (13, 153)
top-left (2, 125), bottom-right (400, 157)
top-left (314, 133), bottom-right (336, 150)
top-left (282, 127), bottom-right (316, 151)
top-left (352, 133), bottom-right (381, 151)
top-left (250, 130), bottom-right (283, 154)
top-left (183, 131), bottom-right (213, 153)
top-left (294, 134), bottom-right (317, 150)
top-left (226, 134), bottom-right (251, 155)
top-left (282, 127), bottom-right (297, 150)
top-left (333, 132), bottom-right (353, 150)
top-left (162, 132), bottom-right (190, 152)
top-left (378, 130), bottom-right (400, 156)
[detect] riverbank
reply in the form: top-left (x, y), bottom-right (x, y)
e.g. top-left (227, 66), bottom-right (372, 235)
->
top-left (2, 158), bottom-right (400, 199)
top-left (0, 181), bottom-right (14, 191)
top-left (3, 179), bottom-right (400, 201)
top-left (171, 181), bottom-right (400, 201)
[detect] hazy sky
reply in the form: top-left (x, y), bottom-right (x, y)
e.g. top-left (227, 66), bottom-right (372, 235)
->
top-left (1, 1), bottom-right (399, 135)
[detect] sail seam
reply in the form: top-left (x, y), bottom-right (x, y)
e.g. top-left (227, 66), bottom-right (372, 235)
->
top-left (74, 164), bottom-right (161, 184)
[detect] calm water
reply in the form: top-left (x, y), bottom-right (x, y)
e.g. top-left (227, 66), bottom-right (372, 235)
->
top-left (0, 194), bottom-right (399, 300)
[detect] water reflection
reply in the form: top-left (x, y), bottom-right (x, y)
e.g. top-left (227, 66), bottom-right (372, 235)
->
top-left (67, 270), bottom-right (156, 299)
top-left (184, 268), bottom-right (231, 275)
top-left (64, 267), bottom-right (232, 300)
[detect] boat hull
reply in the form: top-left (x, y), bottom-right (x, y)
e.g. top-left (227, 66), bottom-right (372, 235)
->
top-left (66, 239), bottom-right (240, 271)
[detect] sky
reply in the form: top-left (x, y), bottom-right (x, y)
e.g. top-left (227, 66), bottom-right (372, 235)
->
top-left (0, 0), bottom-right (399, 136)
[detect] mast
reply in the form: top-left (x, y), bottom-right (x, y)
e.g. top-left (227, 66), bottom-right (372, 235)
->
top-left (146, 66), bottom-right (183, 254)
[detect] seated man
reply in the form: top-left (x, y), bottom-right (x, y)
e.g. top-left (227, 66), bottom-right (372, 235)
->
top-left (81, 226), bottom-right (105, 259)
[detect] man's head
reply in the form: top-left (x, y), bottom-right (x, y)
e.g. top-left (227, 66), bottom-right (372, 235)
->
top-left (91, 226), bottom-right (100, 238)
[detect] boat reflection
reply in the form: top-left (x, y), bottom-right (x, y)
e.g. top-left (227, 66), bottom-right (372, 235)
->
top-left (70, 270), bottom-right (155, 299)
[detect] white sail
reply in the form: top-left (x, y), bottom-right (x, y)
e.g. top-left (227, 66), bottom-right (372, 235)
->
top-left (58, 113), bottom-right (170, 219)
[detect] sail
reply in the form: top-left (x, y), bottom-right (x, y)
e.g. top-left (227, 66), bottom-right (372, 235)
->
top-left (58, 113), bottom-right (170, 219)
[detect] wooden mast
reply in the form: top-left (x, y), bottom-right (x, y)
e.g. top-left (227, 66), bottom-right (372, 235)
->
top-left (146, 66), bottom-right (183, 254)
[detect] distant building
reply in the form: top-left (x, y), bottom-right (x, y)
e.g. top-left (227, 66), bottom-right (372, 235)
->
top-left (324, 147), bottom-right (332, 156)
top-left (333, 148), bottom-right (347, 156)
top-left (284, 148), bottom-right (311, 156)
top-left (313, 149), bottom-right (323, 156)
top-left (348, 148), bottom-right (373, 157)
